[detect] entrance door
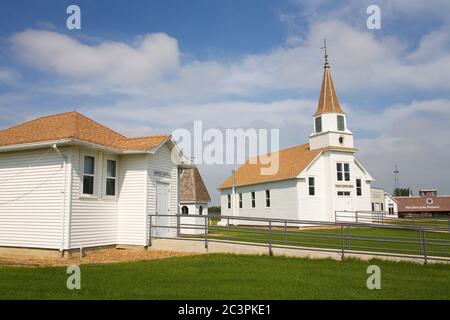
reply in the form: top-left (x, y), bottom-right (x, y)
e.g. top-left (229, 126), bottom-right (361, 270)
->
top-left (156, 183), bottom-right (170, 237)
top-left (335, 192), bottom-right (353, 221)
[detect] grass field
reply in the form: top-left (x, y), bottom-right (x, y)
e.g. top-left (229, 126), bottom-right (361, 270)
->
top-left (1, 254), bottom-right (449, 299)
top-left (206, 225), bottom-right (450, 258)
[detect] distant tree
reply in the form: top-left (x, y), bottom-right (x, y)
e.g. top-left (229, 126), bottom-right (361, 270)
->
top-left (393, 188), bottom-right (412, 196)
top-left (208, 206), bottom-right (221, 215)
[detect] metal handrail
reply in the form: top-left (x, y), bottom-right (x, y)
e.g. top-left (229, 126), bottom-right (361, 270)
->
top-left (147, 214), bottom-right (450, 263)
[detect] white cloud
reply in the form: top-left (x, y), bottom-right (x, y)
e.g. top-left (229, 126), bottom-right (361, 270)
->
top-left (11, 29), bottom-right (180, 84)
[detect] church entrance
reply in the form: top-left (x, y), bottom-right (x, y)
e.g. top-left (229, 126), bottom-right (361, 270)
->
top-left (335, 192), bottom-right (353, 213)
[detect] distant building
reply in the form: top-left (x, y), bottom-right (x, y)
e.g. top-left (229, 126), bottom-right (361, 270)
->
top-left (179, 167), bottom-right (211, 235)
top-left (370, 187), bottom-right (398, 217)
top-left (395, 189), bottom-right (450, 217)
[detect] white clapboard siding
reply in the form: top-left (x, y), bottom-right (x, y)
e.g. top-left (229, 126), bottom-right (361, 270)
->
top-left (220, 179), bottom-right (299, 226)
top-left (117, 154), bottom-right (146, 245)
top-left (69, 147), bottom-right (118, 249)
top-left (0, 148), bottom-right (67, 249)
top-left (147, 143), bottom-right (179, 238)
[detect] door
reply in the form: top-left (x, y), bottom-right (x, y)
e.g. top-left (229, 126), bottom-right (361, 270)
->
top-left (335, 192), bottom-right (353, 221)
top-left (156, 183), bottom-right (170, 237)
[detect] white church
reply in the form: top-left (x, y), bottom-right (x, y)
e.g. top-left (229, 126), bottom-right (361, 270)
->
top-left (219, 53), bottom-right (374, 223)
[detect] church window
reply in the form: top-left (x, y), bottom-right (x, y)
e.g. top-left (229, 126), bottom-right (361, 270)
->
top-left (344, 163), bottom-right (350, 181)
top-left (336, 163), bottom-right (343, 181)
top-left (227, 194), bottom-right (231, 209)
top-left (308, 177), bottom-right (315, 196)
top-left (315, 116), bottom-right (322, 133)
top-left (239, 193), bottom-right (243, 208)
top-left (265, 190), bottom-right (271, 207)
top-left (337, 115), bottom-right (345, 131)
top-left (251, 191), bottom-right (256, 208)
top-left (356, 179), bottom-right (362, 196)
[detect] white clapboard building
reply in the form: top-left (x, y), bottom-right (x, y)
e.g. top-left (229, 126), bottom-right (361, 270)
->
top-left (219, 56), bottom-right (374, 224)
top-left (0, 111), bottom-right (192, 255)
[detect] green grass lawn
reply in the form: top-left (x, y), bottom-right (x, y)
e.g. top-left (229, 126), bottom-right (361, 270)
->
top-left (206, 225), bottom-right (450, 258)
top-left (1, 254), bottom-right (449, 299)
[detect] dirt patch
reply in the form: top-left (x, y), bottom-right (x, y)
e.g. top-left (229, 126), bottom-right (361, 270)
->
top-left (0, 248), bottom-right (197, 267)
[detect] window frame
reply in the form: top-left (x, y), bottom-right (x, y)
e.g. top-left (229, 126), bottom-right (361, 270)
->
top-left (337, 191), bottom-right (351, 197)
top-left (251, 191), bottom-right (256, 208)
top-left (181, 205), bottom-right (189, 215)
top-left (238, 193), bottom-right (243, 208)
top-left (315, 116), bottom-right (322, 133)
top-left (227, 194), bottom-right (231, 209)
top-left (81, 154), bottom-right (96, 197)
top-left (265, 190), bottom-right (271, 207)
top-left (337, 115), bottom-right (345, 131)
top-left (308, 177), bottom-right (315, 196)
top-left (104, 158), bottom-right (118, 198)
top-left (336, 162), bottom-right (350, 182)
top-left (356, 178), bottom-right (362, 196)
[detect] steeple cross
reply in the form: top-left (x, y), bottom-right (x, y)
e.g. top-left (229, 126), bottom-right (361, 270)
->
top-left (321, 39), bottom-right (329, 68)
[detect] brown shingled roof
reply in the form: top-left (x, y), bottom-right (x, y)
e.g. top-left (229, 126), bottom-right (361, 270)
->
top-left (0, 111), bottom-right (168, 151)
top-left (180, 167), bottom-right (211, 203)
top-left (314, 65), bottom-right (344, 116)
top-left (218, 143), bottom-right (322, 189)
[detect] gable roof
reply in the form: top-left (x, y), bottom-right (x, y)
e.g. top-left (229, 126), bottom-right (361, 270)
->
top-left (218, 143), bottom-right (322, 189)
top-left (180, 167), bottom-right (211, 203)
top-left (0, 111), bottom-right (168, 152)
top-left (314, 64), bottom-right (345, 116)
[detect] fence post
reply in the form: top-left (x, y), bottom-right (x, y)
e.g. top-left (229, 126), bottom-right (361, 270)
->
top-left (347, 225), bottom-right (351, 250)
top-left (177, 214), bottom-right (180, 237)
top-left (284, 219), bottom-right (287, 244)
top-left (148, 215), bottom-right (152, 247)
top-left (355, 211), bottom-right (358, 223)
top-left (205, 215), bottom-right (208, 250)
top-left (422, 229), bottom-right (427, 265)
top-left (269, 221), bottom-right (273, 256)
top-left (340, 225), bottom-right (345, 261)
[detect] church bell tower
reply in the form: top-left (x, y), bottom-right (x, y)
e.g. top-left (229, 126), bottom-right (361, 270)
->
top-left (309, 40), bottom-right (354, 151)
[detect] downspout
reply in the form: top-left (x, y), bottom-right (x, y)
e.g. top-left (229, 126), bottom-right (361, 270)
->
top-left (144, 154), bottom-right (149, 246)
top-left (53, 144), bottom-right (68, 256)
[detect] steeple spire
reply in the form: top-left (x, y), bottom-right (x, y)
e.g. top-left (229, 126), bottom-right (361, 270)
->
top-left (314, 40), bottom-right (344, 116)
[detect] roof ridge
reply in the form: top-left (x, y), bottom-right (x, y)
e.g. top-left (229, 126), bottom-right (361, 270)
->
top-left (123, 135), bottom-right (168, 140)
top-left (74, 112), bottom-right (127, 139)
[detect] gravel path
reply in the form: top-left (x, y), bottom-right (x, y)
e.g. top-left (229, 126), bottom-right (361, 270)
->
top-left (0, 248), bottom-right (197, 267)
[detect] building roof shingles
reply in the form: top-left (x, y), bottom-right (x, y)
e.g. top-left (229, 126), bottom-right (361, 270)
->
top-left (0, 111), bottom-right (168, 151)
top-left (180, 167), bottom-right (211, 203)
top-left (218, 143), bottom-right (322, 189)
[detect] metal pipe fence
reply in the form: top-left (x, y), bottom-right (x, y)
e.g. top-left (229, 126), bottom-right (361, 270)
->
top-left (148, 214), bottom-right (450, 263)
top-left (335, 210), bottom-right (450, 230)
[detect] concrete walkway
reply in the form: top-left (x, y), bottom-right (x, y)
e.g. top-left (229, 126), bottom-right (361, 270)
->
top-left (148, 238), bottom-right (448, 264)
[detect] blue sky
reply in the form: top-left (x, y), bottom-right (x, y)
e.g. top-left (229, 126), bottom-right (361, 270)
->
top-left (1, 0), bottom-right (450, 204)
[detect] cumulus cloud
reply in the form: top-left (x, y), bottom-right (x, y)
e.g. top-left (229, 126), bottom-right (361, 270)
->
top-left (10, 29), bottom-right (180, 84)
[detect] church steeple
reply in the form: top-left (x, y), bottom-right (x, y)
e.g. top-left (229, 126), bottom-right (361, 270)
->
top-left (315, 39), bottom-right (344, 116)
top-left (309, 40), bottom-right (354, 151)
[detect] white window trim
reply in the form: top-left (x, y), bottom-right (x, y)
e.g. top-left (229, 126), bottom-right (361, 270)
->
top-left (265, 189), bottom-right (271, 208)
top-left (308, 176), bottom-right (316, 197)
top-left (227, 194), bottom-right (231, 209)
top-left (336, 161), bottom-right (351, 182)
top-left (104, 158), bottom-right (119, 199)
top-left (355, 177), bottom-right (362, 196)
top-left (251, 191), bottom-right (256, 209)
top-left (80, 152), bottom-right (98, 199)
top-left (337, 191), bottom-right (351, 197)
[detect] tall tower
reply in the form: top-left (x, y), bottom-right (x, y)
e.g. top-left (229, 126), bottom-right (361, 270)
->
top-left (309, 40), bottom-right (354, 150)
top-left (393, 163), bottom-right (400, 190)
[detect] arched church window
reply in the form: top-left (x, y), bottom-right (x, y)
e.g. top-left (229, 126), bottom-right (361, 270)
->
top-left (181, 206), bottom-right (189, 215)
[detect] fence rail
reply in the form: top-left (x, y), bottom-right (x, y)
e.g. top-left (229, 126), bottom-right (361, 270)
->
top-left (148, 214), bottom-right (450, 263)
top-left (335, 210), bottom-right (450, 230)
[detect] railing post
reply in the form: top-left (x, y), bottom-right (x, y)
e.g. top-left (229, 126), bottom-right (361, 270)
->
top-left (148, 215), bottom-right (152, 247)
top-left (284, 219), bottom-right (287, 244)
top-left (347, 225), bottom-right (351, 250)
top-left (355, 211), bottom-right (358, 223)
top-left (340, 225), bottom-right (345, 261)
top-left (422, 229), bottom-right (427, 265)
top-left (205, 215), bottom-right (208, 250)
top-left (269, 221), bottom-right (273, 256)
